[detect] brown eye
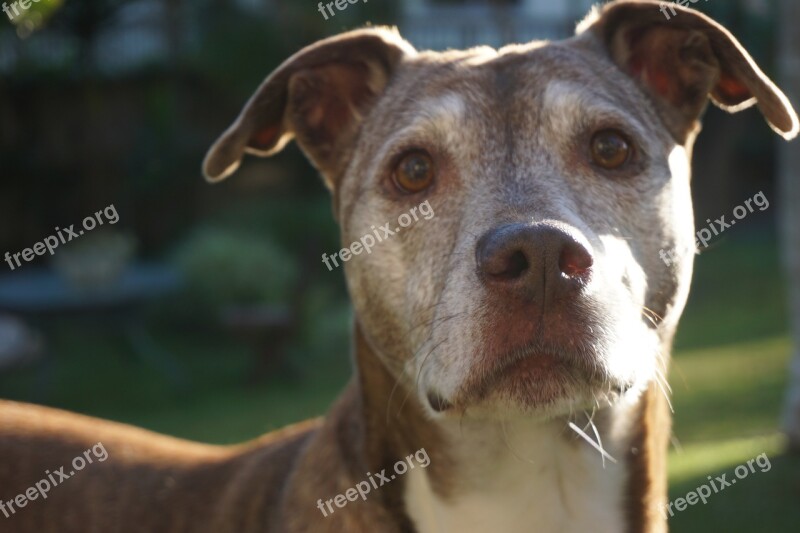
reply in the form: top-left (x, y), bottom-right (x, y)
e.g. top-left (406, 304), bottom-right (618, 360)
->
top-left (394, 151), bottom-right (435, 193)
top-left (590, 130), bottom-right (631, 169)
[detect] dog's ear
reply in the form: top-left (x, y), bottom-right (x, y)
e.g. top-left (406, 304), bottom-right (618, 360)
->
top-left (203, 27), bottom-right (415, 187)
top-left (578, 1), bottom-right (798, 143)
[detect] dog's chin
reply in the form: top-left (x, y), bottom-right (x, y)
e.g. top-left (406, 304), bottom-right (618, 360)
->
top-left (432, 384), bottom-right (631, 421)
top-left (427, 354), bottom-right (634, 420)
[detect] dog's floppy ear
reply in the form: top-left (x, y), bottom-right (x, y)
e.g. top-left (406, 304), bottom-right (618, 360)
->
top-left (203, 27), bottom-right (415, 187)
top-left (578, 0), bottom-right (798, 143)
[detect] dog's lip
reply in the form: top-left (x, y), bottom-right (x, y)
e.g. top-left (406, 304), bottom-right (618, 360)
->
top-left (450, 342), bottom-right (593, 408)
top-left (494, 352), bottom-right (561, 381)
top-left (427, 335), bottom-right (599, 412)
top-left (432, 352), bottom-right (564, 412)
top-left (487, 340), bottom-right (569, 374)
top-left (478, 351), bottom-right (567, 397)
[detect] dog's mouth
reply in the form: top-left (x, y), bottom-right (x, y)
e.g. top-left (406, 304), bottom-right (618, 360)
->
top-left (475, 350), bottom-right (583, 405)
top-left (421, 287), bottom-right (654, 416)
top-left (479, 351), bottom-right (564, 390)
top-left (428, 343), bottom-right (610, 414)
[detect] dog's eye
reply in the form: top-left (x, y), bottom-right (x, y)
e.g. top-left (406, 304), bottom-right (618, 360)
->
top-left (590, 130), bottom-right (631, 170)
top-left (394, 151), bottom-right (435, 193)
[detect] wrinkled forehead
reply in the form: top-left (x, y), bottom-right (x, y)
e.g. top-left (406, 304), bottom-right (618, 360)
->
top-left (366, 40), bottom-right (659, 151)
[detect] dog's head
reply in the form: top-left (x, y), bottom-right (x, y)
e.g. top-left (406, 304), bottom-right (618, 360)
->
top-left (204, 1), bottom-right (797, 421)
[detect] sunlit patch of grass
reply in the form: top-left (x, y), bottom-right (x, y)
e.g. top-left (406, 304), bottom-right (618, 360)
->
top-left (671, 337), bottom-right (791, 444)
top-left (667, 435), bottom-right (800, 533)
top-left (668, 330), bottom-right (798, 533)
top-left (669, 434), bottom-right (783, 484)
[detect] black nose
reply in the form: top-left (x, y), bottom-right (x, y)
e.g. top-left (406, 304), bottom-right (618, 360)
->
top-left (475, 222), bottom-right (593, 304)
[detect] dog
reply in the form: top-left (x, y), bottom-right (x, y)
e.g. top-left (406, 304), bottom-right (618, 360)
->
top-left (0, 1), bottom-right (797, 532)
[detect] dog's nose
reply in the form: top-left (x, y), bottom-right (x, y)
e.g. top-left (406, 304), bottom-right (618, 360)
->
top-left (475, 223), bottom-right (592, 302)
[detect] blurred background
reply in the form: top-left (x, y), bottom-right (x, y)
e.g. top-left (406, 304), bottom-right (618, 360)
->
top-left (0, 0), bottom-right (798, 531)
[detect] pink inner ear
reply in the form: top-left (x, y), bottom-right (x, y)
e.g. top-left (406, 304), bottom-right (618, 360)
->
top-left (642, 62), bottom-right (673, 101)
top-left (623, 26), bottom-right (721, 112)
top-left (289, 62), bottom-right (373, 149)
top-left (249, 124), bottom-right (281, 151)
top-left (715, 72), bottom-right (752, 104)
top-left (625, 29), bottom-right (685, 106)
top-left (629, 52), bottom-right (679, 105)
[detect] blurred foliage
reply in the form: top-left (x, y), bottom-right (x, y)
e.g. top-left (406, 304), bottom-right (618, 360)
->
top-left (172, 227), bottom-right (297, 312)
top-left (6, 0), bottom-right (63, 37)
top-left (188, 6), bottom-right (283, 97)
top-left (52, 230), bottom-right (136, 289)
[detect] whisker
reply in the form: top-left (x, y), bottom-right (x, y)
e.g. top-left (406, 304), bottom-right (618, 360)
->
top-left (395, 338), bottom-right (447, 415)
top-left (642, 306), bottom-right (664, 322)
top-left (654, 366), bottom-right (672, 394)
top-left (567, 421), bottom-right (618, 466)
top-left (415, 338), bottom-right (448, 391)
top-left (641, 312), bottom-right (658, 328)
top-left (403, 313), bottom-right (451, 344)
top-left (670, 434), bottom-right (684, 454)
top-left (500, 419), bottom-right (537, 465)
top-left (584, 411), bottom-right (608, 469)
top-left (386, 360), bottom-right (415, 425)
top-left (653, 369), bottom-right (674, 414)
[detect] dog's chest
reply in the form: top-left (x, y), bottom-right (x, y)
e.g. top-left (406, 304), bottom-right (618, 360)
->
top-left (403, 422), bottom-right (627, 533)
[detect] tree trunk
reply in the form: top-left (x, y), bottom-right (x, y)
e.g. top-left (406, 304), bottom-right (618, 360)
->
top-left (778, 0), bottom-right (800, 452)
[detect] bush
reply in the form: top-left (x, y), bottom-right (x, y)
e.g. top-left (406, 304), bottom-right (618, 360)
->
top-left (172, 227), bottom-right (298, 313)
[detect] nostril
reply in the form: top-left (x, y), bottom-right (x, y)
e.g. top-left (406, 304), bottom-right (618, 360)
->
top-left (494, 250), bottom-right (529, 280)
top-left (476, 227), bottom-right (532, 280)
top-left (480, 249), bottom-right (529, 280)
top-left (559, 242), bottom-right (593, 278)
top-left (477, 223), bottom-right (591, 286)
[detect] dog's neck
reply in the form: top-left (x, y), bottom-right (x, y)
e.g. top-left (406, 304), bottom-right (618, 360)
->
top-left (403, 416), bottom-right (629, 533)
top-left (351, 323), bottom-right (669, 533)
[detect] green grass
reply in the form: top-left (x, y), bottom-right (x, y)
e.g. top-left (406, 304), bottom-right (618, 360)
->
top-left (665, 233), bottom-right (799, 532)
top-left (668, 339), bottom-right (800, 532)
top-left (668, 434), bottom-right (800, 533)
top-left (674, 234), bottom-right (789, 350)
top-left (671, 337), bottom-right (790, 443)
top-left (0, 325), bottom-right (351, 443)
top-left (0, 232), bottom-right (797, 531)
top-left (0, 293), bottom-right (355, 443)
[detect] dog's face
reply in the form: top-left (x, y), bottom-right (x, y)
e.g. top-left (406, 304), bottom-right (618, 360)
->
top-left (341, 41), bottom-right (693, 420)
top-left (204, 1), bottom-right (797, 420)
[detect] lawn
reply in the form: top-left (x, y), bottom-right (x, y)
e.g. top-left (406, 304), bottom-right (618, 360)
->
top-left (665, 232), bottom-right (800, 532)
top-left (0, 231), bottom-right (797, 532)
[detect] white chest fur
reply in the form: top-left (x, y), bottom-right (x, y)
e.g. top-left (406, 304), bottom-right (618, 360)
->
top-left (404, 413), bottom-right (631, 533)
